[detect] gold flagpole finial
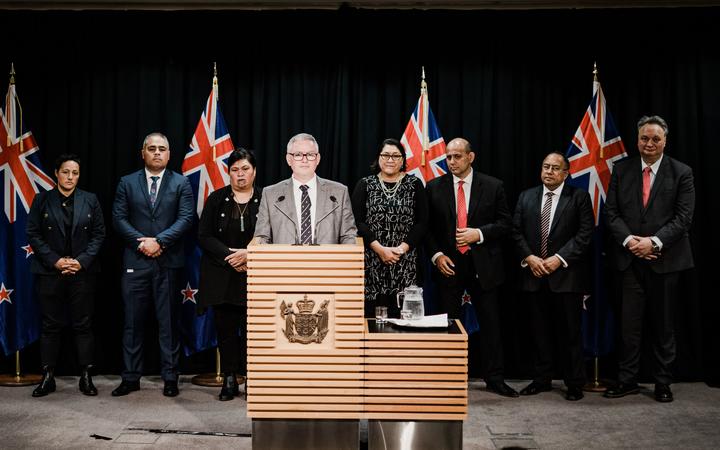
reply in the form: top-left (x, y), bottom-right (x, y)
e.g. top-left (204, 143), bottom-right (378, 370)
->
top-left (421, 66), bottom-right (427, 91)
top-left (9, 62), bottom-right (16, 85)
top-left (593, 61), bottom-right (598, 82)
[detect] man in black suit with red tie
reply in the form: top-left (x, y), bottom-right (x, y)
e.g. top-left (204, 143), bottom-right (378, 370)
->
top-left (511, 152), bottom-right (594, 401)
top-left (426, 137), bottom-right (518, 398)
top-left (604, 115), bottom-right (695, 403)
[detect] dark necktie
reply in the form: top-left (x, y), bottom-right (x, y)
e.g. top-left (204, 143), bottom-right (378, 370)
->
top-left (642, 166), bottom-right (652, 207)
top-left (540, 192), bottom-right (553, 258)
top-left (456, 180), bottom-right (469, 254)
top-left (299, 184), bottom-right (312, 244)
top-left (150, 176), bottom-right (159, 207)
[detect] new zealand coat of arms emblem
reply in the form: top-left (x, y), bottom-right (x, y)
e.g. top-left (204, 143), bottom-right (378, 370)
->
top-left (280, 295), bottom-right (330, 344)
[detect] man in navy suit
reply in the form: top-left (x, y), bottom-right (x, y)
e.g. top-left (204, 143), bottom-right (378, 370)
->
top-left (426, 137), bottom-right (518, 398)
top-left (604, 116), bottom-right (695, 403)
top-left (111, 132), bottom-right (194, 397)
top-left (511, 152), bottom-right (594, 401)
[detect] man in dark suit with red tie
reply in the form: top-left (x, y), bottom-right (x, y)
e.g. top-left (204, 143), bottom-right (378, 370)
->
top-left (426, 137), bottom-right (518, 398)
top-left (511, 152), bottom-right (594, 401)
top-left (604, 115), bottom-right (695, 403)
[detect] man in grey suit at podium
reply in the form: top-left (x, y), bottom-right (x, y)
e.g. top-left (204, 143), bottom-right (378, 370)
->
top-left (254, 132), bottom-right (357, 245)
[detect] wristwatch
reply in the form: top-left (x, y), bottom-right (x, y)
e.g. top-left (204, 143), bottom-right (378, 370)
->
top-left (156, 238), bottom-right (166, 249)
top-left (651, 240), bottom-right (660, 253)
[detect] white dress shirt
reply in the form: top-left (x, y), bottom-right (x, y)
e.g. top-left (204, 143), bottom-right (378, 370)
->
top-left (292, 175), bottom-right (318, 242)
top-left (145, 168), bottom-right (166, 198)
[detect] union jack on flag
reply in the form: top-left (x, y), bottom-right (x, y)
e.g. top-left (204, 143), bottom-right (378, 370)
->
top-left (178, 71), bottom-right (235, 355)
top-left (401, 72), bottom-right (448, 185)
top-left (566, 75), bottom-right (627, 225)
top-left (1, 66), bottom-right (53, 355)
top-left (565, 70), bottom-right (627, 357)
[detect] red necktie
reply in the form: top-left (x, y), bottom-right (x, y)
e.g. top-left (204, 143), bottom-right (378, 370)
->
top-left (457, 180), bottom-right (469, 254)
top-left (642, 166), bottom-right (652, 207)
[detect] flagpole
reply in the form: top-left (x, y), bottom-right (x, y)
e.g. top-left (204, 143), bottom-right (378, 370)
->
top-left (583, 61), bottom-right (608, 393)
top-left (0, 351), bottom-right (42, 386)
top-left (420, 66), bottom-right (429, 167)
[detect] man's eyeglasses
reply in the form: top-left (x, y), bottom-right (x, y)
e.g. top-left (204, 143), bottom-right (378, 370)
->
top-left (542, 164), bottom-right (567, 173)
top-left (379, 153), bottom-right (403, 161)
top-left (288, 152), bottom-right (319, 161)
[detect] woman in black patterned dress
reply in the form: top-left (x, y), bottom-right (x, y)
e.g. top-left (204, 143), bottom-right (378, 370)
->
top-left (351, 138), bottom-right (428, 318)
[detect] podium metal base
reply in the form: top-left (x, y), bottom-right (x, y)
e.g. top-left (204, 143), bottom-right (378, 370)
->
top-left (368, 420), bottom-right (463, 450)
top-left (252, 419), bottom-right (359, 450)
top-left (191, 373), bottom-right (245, 387)
top-left (0, 373), bottom-right (43, 386)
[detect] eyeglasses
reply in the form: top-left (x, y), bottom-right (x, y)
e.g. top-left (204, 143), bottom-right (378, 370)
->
top-left (379, 153), bottom-right (403, 161)
top-left (639, 136), bottom-right (664, 144)
top-left (288, 152), bottom-right (319, 161)
top-left (542, 164), bottom-right (567, 173)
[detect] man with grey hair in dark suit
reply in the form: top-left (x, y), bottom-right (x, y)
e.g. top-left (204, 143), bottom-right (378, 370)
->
top-left (604, 115), bottom-right (695, 403)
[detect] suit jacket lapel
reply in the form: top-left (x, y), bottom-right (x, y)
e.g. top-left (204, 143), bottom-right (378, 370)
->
top-left (466, 171), bottom-right (482, 223)
top-left (152, 171), bottom-right (171, 212)
top-left (442, 175), bottom-right (457, 227)
top-left (273, 179), bottom-right (297, 226)
top-left (646, 156), bottom-right (669, 210)
top-left (550, 186), bottom-right (570, 234)
top-left (137, 171), bottom-right (152, 209)
top-left (315, 177), bottom-right (339, 224)
top-left (71, 190), bottom-right (86, 235)
top-left (47, 189), bottom-right (65, 238)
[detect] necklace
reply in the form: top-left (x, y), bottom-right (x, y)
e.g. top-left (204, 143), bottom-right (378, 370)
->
top-left (233, 189), bottom-right (253, 232)
top-left (377, 173), bottom-right (404, 200)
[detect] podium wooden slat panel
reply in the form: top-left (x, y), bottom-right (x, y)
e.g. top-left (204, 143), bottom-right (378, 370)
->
top-left (247, 241), bottom-right (366, 419)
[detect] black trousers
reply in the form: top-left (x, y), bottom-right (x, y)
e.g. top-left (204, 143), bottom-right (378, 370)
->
top-left (436, 251), bottom-right (505, 383)
top-left (618, 261), bottom-right (679, 385)
top-left (526, 284), bottom-right (585, 388)
top-left (36, 273), bottom-right (96, 368)
top-left (120, 264), bottom-right (181, 382)
top-left (214, 303), bottom-right (247, 375)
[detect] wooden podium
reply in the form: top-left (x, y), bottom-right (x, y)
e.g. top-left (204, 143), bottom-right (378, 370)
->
top-left (246, 239), bottom-right (366, 422)
top-left (246, 239), bottom-right (467, 449)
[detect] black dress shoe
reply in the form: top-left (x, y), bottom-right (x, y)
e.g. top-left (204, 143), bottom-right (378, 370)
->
top-left (79, 366), bottom-right (98, 396)
top-left (486, 381), bottom-right (519, 398)
top-left (219, 373), bottom-right (238, 401)
top-left (603, 382), bottom-right (640, 398)
top-left (565, 386), bottom-right (584, 401)
top-left (654, 384), bottom-right (673, 403)
top-left (163, 380), bottom-right (179, 397)
top-left (520, 381), bottom-right (552, 396)
top-left (111, 380), bottom-right (140, 397)
top-left (32, 367), bottom-right (56, 398)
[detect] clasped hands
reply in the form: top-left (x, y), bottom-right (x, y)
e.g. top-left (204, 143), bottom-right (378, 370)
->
top-left (525, 254), bottom-right (563, 278)
top-left (626, 235), bottom-right (659, 260)
top-left (226, 248), bottom-right (248, 272)
top-left (55, 257), bottom-right (82, 275)
top-left (137, 237), bottom-right (162, 258)
top-left (372, 241), bottom-right (408, 265)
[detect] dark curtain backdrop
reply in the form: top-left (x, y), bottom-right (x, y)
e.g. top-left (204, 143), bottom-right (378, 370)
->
top-left (2, 7), bottom-right (718, 382)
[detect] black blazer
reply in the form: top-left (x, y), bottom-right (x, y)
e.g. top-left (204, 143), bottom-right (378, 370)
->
top-left (197, 186), bottom-right (262, 307)
top-left (426, 171), bottom-right (511, 290)
top-left (111, 169), bottom-right (194, 270)
top-left (511, 184), bottom-right (594, 293)
top-left (26, 188), bottom-right (106, 275)
top-left (605, 155), bottom-right (694, 274)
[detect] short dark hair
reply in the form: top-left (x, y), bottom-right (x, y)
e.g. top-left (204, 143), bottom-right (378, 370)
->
top-left (637, 115), bottom-right (669, 137)
top-left (54, 153), bottom-right (81, 171)
top-left (370, 138), bottom-right (406, 173)
top-left (227, 147), bottom-right (257, 169)
top-left (142, 132), bottom-right (170, 148)
top-left (544, 151), bottom-right (570, 171)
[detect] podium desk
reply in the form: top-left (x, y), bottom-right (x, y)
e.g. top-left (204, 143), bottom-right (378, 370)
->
top-left (364, 319), bottom-right (468, 450)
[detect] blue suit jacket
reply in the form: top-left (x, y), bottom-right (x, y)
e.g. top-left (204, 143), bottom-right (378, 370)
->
top-left (26, 188), bottom-right (106, 274)
top-left (112, 169), bottom-right (194, 269)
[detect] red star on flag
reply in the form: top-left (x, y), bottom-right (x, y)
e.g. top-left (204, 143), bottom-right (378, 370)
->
top-left (0, 282), bottom-right (14, 305)
top-left (461, 290), bottom-right (472, 305)
top-left (181, 282), bottom-right (198, 304)
top-left (21, 244), bottom-right (33, 258)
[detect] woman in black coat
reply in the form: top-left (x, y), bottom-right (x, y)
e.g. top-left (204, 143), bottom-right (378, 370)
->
top-left (197, 148), bottom-right (261, 401)
top-left (26, 154), bottom-right (105, 397)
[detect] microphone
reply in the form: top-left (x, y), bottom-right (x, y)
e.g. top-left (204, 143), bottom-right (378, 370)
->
top-left (277, 195), bottom-right (285, 202)
top-left (329, 195), bottom-right (337, 203)
top-left (312, 195), bottom-right (338, 245)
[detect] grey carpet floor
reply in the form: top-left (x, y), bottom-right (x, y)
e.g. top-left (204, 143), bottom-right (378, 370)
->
top-left (1, 376), bottom-right (719, 449)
